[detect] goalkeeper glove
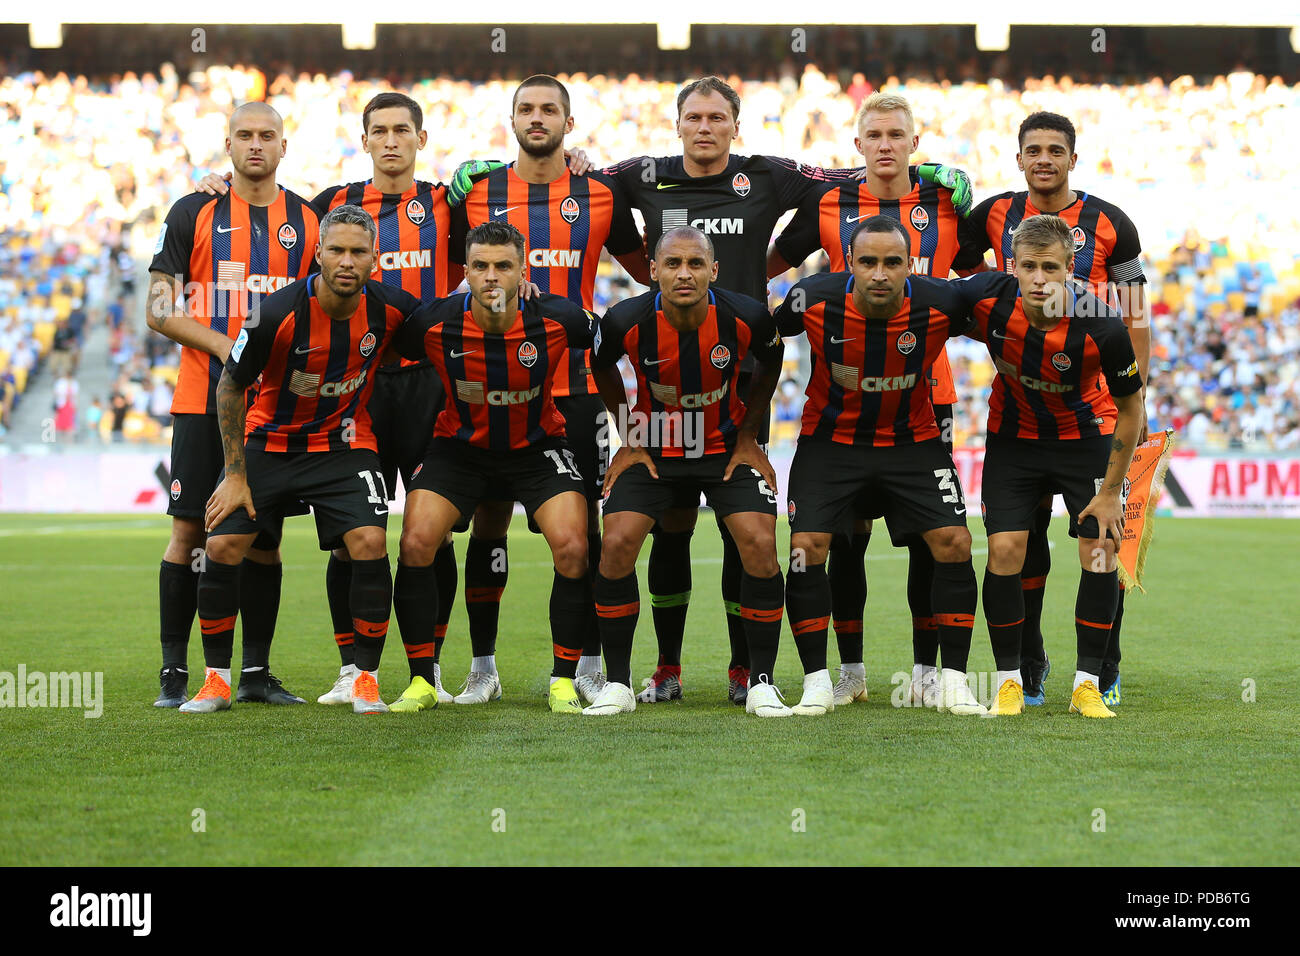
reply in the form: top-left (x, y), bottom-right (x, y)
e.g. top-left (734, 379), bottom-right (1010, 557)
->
top-left (447, 159), bottom-right (507, 207)
top-left (916, 163), bottom-right (973, 219)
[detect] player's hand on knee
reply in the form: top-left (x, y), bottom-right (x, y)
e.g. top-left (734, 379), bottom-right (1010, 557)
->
top-left (1078, 493), bottom-right (1124, 545)
top-left (723, 434), bottom-right (777, 494)
top-left (205, 476), bottom-right (255, 533)
top-left (603, 445), bottom-right (655, 498)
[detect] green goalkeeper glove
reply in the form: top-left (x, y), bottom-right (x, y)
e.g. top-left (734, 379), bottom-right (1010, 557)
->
top-left (447, 159), bottom-right (507, 207)
top-left (916, 163), bottom-right (973, 219)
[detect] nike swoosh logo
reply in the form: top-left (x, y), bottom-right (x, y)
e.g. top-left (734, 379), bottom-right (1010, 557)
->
top-left (830, 336), bottom-right (856, 344)
top-left (216, 225), bottom-right (242, 234)
top-left (954, 508), bottom-right (966, 515)
top-left (655, 183), bottom-right (679, 190)
top-left (294, 346), bottom-right (321, 354)
top-left (845, 214), bottom-right (870, 224)
top-left (991, 330), bottom-right (1016, 341)
top-left (450, 349), bottom-right (477, 358)
top-left (493, 206), bottom-right (519, 215)
top-left (374, 508), bottom-right (389, 515)
top-left (643, 357), bottom-right (670, 365)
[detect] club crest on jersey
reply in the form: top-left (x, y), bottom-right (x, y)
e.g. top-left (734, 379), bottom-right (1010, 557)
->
top-left (910, 206), bottom-right (929, 231)
top-left (560, 196), bottom-right (580, 224)
top-left (1070, 226), bottom-right (1086, 252)
top-left (277, 223), bottom-right (298, 250)
top-left (170, 479), bottom-right (182, 501)
top-left (710, 344), bottom-right (731, 369)
top-left (1051, 351), bottom-right (1072, 371)
top-left (406, 199), bottom-right (426, 224)
top-left (897, 331), bottom-right (917, 355)
top-left (517, 341), bottom-right (538, 368)
top-left (359, 332), bottom-right (377, 357)
top-left (731, 173), bottom-right (751, 197)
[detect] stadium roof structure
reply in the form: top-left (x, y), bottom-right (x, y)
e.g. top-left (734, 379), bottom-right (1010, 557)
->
top-left (7, 1), bottom-right (1299, 50)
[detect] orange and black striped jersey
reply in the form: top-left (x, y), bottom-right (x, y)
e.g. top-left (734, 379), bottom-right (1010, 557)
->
top-left (954, 190), bottom-right (1146, 295)
top-left (450, 165), bottom-right (641, 398)
top-left (774, 167), bottom-right (966, 404)
top-left (591, 288), bottom-right (782, 459)
top-left (952, 271), bottom-right (1142, 441)
top-left (773, 272), bottom-right (974, 447)
top-left (393, 292), bottom-right (595, 451)
top-left (313, 180), bottom-right (452, 371)
top-left (226, 278), bottom-right (421, 453)
top-left (150, 188), bottom-right (319, 415)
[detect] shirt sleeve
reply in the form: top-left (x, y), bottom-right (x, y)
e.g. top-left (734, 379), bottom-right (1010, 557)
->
top-left (148, 196), bottom-right (200, 280)
top-left (224, 299), bottom-right (285, 388)
top-left (448, 203), bottom-right (469, 266)
top-left (310, 186), bottom-right (338, 219)
top-left (566, 306), bottom-right (597, 349)
top-left (391, 300), bottom-right (440, 362)
top-left (763, 156), bottom-right (865, 212)
top-left (1097, 321), bottom-right (1143, 396)
top-left (1105, 208), bottom-right (1147, 285)
top-left (602, 176), bottom-right (644, 257)
top-left (773, 190), bottom-right (825, 268)
top-left (772, 282), bottom-right (810, 337)
top-left (951, 196), bottom-right (995, 272)
top-left (590, 303), bottom-right (631, 370)
top-left (744, 303), bottom-right (784, 366)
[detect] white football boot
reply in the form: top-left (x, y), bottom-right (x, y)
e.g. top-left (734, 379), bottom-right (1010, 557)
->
top-left (582, 681), bottom-right (636, 716)
top-left (453, 670), bottom-right (502, 705)
top-left (317, 665), bottom-right (358, 705)
top-left (936, 668), bottom-right (988, 715)
top-left (745, 679), bottom-right (793, 717)
top-left (832, 664), bottom-right (868, 706)
top-left (791, 668), bottom-right (835, 715)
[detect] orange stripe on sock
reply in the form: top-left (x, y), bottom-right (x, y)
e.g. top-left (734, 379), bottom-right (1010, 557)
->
top-left (740, 606), bottom-right (783, 623)
top-left (1021, 576), bottom-right (1047, 590)
top-left (912, 615), bottom-right (938, 630)
top-left (1075, 616), bottom-right (1111, 631)
top-left (792, 615), bottom-right (829, 635)
top-left (465, 587), bottom-right (505, 603)
top-left (935, 613), bottom-right (976, 629)
top-left (596, 601), bottom-right (639, 619)
top-left (552, 643), bottom-right (582, 662)
top-left (433, 625), bottom-right (447, 639)
top-left (353, 618), bottom-right (389, 638)
top-left (334, 632), bottom-right (354, 647)
top-left (989, 618), bottom-right (1025, 628)
top-left (200, 614), bottom-right (237, 635)
top-left (403, 642), bottom-right (435, 659)
top-left (833, 620), bottom-right (863, 634)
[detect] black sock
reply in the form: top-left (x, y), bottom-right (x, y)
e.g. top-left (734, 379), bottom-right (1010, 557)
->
top-left (1020, 505), bottom-right (1052, 664)
top-left (550, 570), bottom-right (591, 679)
top-left (393, 562), bottom-right (437, 683)
top-left (1075, 568), bottom-right (1119, 676)
top-left (465, 536), bottom-right (507, 658)
top-left (741, 571), bottom-right (784, 686)
top-left (432, 540), bottom-right (457, 664)
top-left (983, 569), bottom-right (1026, 671)
top-left (350, 556), bottom-right (393, 673)
top-left (907, 538), bottom-right (939, 666)
top-left (785, 560), bottom-right (829, 674)
top-left (582, 532), bottom-right (603, 658)
top-left (595, 571), bottom-right (640, 687)
top-left (719, 523), bottom-right (749, 670)
top-left (1103, 585), bottom-right (1124, 669)
top-left (238, 560), bottom-right (282, 672)
top-left (829, 532), bottom-right (870, 664)
top-left (647, 529), bottom-right (692, 667)
top-left (196, 558), bottom-right (241, 670)
top-left (931, 559), bottom-right (977, 673)
top-left (159, 559), bottom-right (199, 669)
top-left (325, 553), bottom-right (355, 666)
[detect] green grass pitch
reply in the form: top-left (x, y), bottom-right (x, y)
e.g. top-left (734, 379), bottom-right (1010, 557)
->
top-left (0, 512), bottom-right (1295, 866)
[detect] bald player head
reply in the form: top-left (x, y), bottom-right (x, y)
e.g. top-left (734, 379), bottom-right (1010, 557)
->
top-left (651, 225), bottom-right (718, 312)
top-left (226, 102), bottom-right (286, 182)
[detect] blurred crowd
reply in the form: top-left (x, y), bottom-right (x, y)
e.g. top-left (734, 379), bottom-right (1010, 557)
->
top-left (2, 60), bottom-right (1297, 450)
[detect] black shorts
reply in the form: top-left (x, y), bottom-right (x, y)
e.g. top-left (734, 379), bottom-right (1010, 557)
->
top-left (371, 364), bottom-right (444, 498)
top-left (788, 437), bottom-right (968, 539)
top-left (555, 394), bottom-right (609, 502)
top-left (603, 453), bottom-right (779, 521)
top-left (981, 434), bottom-right (1120, 540)
top-left (849, 398), bottom-right (956, 527)
top-left (167, 413), bottom-right (284, 550)
top-left (209, 447), bottom-right (389, 551)
top-left (737, 366), bottom-right (771, 448)
top-left (410, 436), bottom-right (585, 520)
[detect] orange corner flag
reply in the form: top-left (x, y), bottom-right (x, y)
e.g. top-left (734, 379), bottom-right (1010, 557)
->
top-left (1117, 429), bottom-right (1175, 593)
